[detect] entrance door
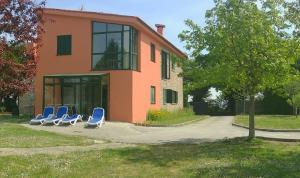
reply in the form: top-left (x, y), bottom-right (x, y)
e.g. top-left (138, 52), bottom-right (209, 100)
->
top-left (81, 77), bottom-right (101, 117)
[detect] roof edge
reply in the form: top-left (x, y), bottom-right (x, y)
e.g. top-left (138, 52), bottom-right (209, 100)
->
top-left (42, 8), bottom-right (187, 58)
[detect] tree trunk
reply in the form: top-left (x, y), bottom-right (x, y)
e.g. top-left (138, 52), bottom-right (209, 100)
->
top-left (248, 95), bottom-right (255, 139)
top-left (294, 106), bottom-right (297, 118)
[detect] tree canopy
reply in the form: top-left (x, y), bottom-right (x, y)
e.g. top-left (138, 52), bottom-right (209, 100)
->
top-left (179, 0), bottom-right (300, 138)
top-left (0, 0), bottom-right (45, 113)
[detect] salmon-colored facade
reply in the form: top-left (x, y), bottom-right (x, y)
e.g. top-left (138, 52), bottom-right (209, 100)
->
top-left (33, 8), bottom-right (185, 123)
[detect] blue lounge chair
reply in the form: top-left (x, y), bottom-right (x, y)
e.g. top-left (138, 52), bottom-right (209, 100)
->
top-left (30, 106), bottom-right (54, 125)
top-left (43, 106), bottom-right (68, 125)
top-left (86, 107), bottom-right (105, 127)
top-left (60, 114), bottom-right (83, 126)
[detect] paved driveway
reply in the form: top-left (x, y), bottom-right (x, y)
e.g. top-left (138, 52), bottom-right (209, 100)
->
top-left (24, 116), bottom-right (300, 144)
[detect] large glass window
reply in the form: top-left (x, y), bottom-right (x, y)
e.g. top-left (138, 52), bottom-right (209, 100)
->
top-left (92, 22), bottom-right (138, 71)
top-left (43, 75), bottom-right (109, 117)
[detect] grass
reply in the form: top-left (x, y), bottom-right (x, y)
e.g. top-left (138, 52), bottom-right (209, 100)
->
top-left (0, 115), bottom-right (93, 148)
top-left (1, 138), bottom-right (300, 177)
top-left (145, 108), bottom-right (207, 126)
top-left (234, 115), bottom-right (300, 129)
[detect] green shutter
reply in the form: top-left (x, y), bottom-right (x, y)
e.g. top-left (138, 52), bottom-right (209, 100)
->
top-left (166, 89), bottom-right (172, 103)
top-left (163, 89), bottom-right (167, 104)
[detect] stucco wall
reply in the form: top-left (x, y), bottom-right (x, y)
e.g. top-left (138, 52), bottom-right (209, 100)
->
top-left (35, 13), bottom-right (134, 122)
top-left (131, 32), bottom-right (161, 123)
top-left (34, 9), bottom-right (184, 123)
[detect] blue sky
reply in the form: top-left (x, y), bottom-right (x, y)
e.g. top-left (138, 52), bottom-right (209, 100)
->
top-left (45, 0), bottom-right (215, 53)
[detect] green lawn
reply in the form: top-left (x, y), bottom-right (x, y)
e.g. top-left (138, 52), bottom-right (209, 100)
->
top-left (145, 108), bottom-right (207, 126)
top-left (0, 115), bottom-right (93, 148)
top-left (234, 115), bottom-right (300, 129)
top-left (1, 138), bottom-right (300, 177)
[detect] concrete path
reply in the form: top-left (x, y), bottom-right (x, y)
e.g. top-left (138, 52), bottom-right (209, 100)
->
top-left (24, 116), bottom-right (300, 144)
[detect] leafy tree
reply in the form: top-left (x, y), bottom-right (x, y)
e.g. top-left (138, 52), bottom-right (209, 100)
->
top-left (293, 93), bottom-right (300, 117)
top-left (282, 78), bottom-right (300, 117)
top-left (179, 0), bottom-right (297, 139)
top-left (0, 0), bottom-right (45, 114)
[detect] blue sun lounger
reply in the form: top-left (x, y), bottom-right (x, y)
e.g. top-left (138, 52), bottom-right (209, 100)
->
top-left (86, 107), bottom-right (105, 127)
top-left (60, 114), bottom-right (82, 126)
top-left (30, 106), bottom-right (54, 125)
top-left (43, 106), bottom-right (68, 125)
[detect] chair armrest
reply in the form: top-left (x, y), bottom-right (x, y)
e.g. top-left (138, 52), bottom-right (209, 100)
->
top-left (47, 114), bottom-right (54, 120)
top-left (35, 114), bottom-right (42, 119)
top-left (62, 114), bottom-right (68, 120)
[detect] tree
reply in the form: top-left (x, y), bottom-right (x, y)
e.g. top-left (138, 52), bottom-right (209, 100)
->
top-left (0, 0), bottom-right (45, 114)
top-left (293, 93), bottom-right (300, 117)
top-left (282, 78), bottom-right (300, 117)
top-left (179, 0), bottom-right (297, 139)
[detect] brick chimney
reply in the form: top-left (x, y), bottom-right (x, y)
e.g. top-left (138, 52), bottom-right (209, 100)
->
top-left (155, 24), bottom-right (165, 36)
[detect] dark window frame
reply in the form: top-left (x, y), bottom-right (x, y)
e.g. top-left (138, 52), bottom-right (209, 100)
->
top-left (150, 43), bottom-right (155, 62)
top-left (91, 21), bottom-right (138, 71)
top-left (161, 50), bottom-right (170, 79)
top-left (163, 89), bottom-right (178, 104)
top-left (150, 86), bottom-right (156, 104)
top-left (57, 35), bottom-right (72, 56)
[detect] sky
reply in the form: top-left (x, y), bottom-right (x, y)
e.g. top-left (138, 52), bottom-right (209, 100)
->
top-left (45, 0), bottom-right (215, 53)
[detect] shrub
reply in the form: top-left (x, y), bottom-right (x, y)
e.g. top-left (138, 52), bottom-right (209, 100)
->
top-left (0, 106), bottom-right (6, 113)
top-left (147, 108), bottom-right (195, 121)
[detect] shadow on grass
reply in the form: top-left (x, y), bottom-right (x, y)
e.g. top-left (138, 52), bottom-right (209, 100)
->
top-left (106, 137), bottom-right (300, 177)
top-left (0, 115), bottom-right (31, 124)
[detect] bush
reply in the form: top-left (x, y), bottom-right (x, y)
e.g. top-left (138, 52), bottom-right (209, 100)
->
top-left (0, 106), bottom-right (6, 113)
top-left (147, 108), bottom-right (195, 121)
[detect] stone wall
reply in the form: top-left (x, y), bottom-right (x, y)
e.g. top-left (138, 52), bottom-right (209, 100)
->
top-left (160, 63), bottom-right (184, 111)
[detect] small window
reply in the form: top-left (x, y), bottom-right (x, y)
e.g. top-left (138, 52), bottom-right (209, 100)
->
top-left (57, 35), bottom-right (72, 56)
top-left (151, 86), bottom-right (156, 104)
top-left (151, 43), bottom-right (155, 62)
top-left (163, 89), bottom-right (178, 104)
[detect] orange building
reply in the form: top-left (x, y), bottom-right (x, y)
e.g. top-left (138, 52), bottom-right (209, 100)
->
top-left (30, 8), bottom-right (186, 123)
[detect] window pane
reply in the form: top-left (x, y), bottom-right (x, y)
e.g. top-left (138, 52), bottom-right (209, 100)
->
top-left (131, 54), bottom-right (137, 70)
top-left (166, 89), bottom-right (173, 103)
top-left (107, 24), bottom-right (122, 31)
top-left (124, 25), bottom-right (130, 31)
top-left (93, 22), bottom-right (106, 33)
top-left (44, 85), bottom-right (54, 106)
top-left (123, 53), bottom-right (130, 69)
top-left (123, 31), bottom-right (130, 53)
top-left (131, 29), bottom-right (137, 53)
top-left (92, 54), bottom-right (104, 69)
top-left (63, 78), bottom-right (80, 83)
top-left (45, 78), bottom-right (54, 84)
top-left (151, 44), bottom-right (155, 62)
top-left (93, 34), bottom-right (106, 53)
top-left (107, 33), bottom-right (122, 53)
top-left (161, 51), bottom-right (170, 79)
top-left (163, 89), bottom-right (167, 104)
top-left (151, 86), bottom-right (156, 104)
top-left (54, 84), bottom-right (61, 106)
